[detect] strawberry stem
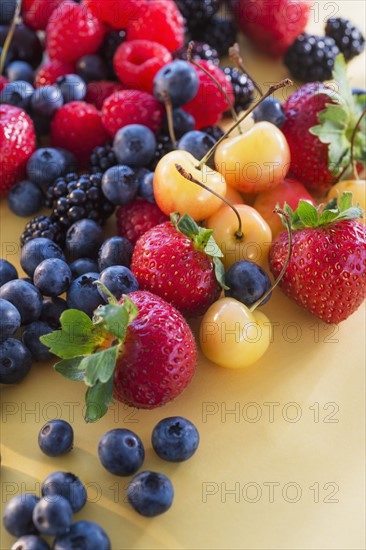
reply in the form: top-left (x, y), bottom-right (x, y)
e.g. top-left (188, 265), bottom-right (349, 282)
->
top-left (161, 90), bottom-right (177, 148)
top-left (229, 43), bottom-right (263, 98)
top-left (0, 0), bottom-right (22, 75)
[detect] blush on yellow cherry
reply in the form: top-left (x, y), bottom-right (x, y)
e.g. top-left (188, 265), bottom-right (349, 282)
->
top-left (327, 180), bottom-right (366, 223)
top-left (214, 121), bottom-right (291, 193)
top-left (153, 150), bottom-right (226, 221)
top-left (199, 297), bottom-right (272, 368)
top-left (205, 203), bottom-right (272, 269)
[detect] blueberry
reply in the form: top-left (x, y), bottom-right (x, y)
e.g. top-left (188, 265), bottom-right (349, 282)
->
top-left (53, 520), bottom-right (111, 550)
top-left (98, 236), bottom-right (134, 271)
top-left (11, 535), bottom-right (51, 550)
top-left (26, 148), bottom-right (66, 193)
top-left (66, 272), bottom-right (105, 317)
top-left (8, 180), bottom-right (43, 217)
top-left (22, 321), bottom-right (54, 362)
top-left (224, 260), bottom-right (272, 307)
top-left (41, 471), bottom-right (87, 513)
top-left (65, 219), bottom-right (104, 260)
top-left (3, 494), bottom-right (39, 536)
top-left (6, 61), bottom-right (34, 84)
top-left (32, 496), bottom-right (73, 536)
top-left (0, 0), bottom-right (16, 25)
top-left (0, 24), bottom-right (43, 69)
top-left (138, 171), bottom-right (155, 203)
top-left (40, 297), bottom-right (68, 328)
top-left (69, 257), bottom-right (99, 278)
top-left (0, 280), bottom-right (43, 324)
top-left (126, 471), bottom-right (174, 517)
top-left (0, 338), bottom-right (32, 383)
top-left (102, 165), bottom-right (139, 206)
top-left (55, 73), bottom-right (87, 103)
top-left (177, 130), bottom-right (216, 160)
top-left (98, 428), bottom-right (145, 476)
top-left (252, 97), bottom-right (286, 128)
top-left (0, 80), bottom-right (34, 109)
top-left (98, 266), bottom-right (139, 300)
top-left (151, 416), bottom-right (200, 462)
top-left (34, 258), bottom-right (72, 297)
top-left (113, 124), bottom-right (156, 167)
top-left (153, 60), bottom-right (199, 107)
top-left (0, 259), bottom-right (18, 286)
top-left (30, 85), bottom-right (63, 118)
top-left (0, 298), bottom-right (21, 342)
top-left (21, 238), bottom-right (65, 278)
top-left (76, 54), bottom-right (108, 83)
top-left (56, 148), bottom-right (79, 174)
top-left (162, 108), bottom-right (195, 138)
top-left (38, 419), bottom-right (74, 457)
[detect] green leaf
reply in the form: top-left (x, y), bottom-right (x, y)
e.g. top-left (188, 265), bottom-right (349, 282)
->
top-left (213, 257), bottom-right (229, 290)
top-left (54, 357), bottom-right (86, 381)
top-left (338, 191), bottom-right (353, 211)
top-left (93, 280), bottom-right (118, 305)
top-left (332, 54), bottom-right (354, 110)
top-left (318, 209), bottom-right (340, 226)
top-left (204, 235), bottom-right (224, 258)
top-left (176, 213), bottom-right (200, 238)
top-left (81, 345), bottom-right (120, 387)
top-left (296, 201), bottom-right (319, 227)
top-left (84, 376), bottom-right (114, 423)
top-left (94, 296), bottom-right (139, 340)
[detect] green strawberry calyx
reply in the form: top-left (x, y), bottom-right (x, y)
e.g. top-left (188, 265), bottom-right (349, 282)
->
top-left (309, 54), bottom-right (366, 179)
top-left (281, 191), bottom-right (363, 230)
top-left (40, 287), bottom-right (139, 423)
top-left (170, 212), bottom-right (228, 290)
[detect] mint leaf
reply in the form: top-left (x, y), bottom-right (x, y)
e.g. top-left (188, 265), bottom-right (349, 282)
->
top-left (81, 345), bottom-right (120, 387)
top-left (296, 201), bottom-right (319, 227)
top-left (85, 376), bottom-right (114, 423)
top-left (54, 357), bottom-right (86, 381)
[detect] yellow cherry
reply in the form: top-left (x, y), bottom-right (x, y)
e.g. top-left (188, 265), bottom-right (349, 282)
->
top-left (327, 180), bottom-right (366, 223)
top-left (206, 203), bottom-right (272, 269)
top-left (153, 150), bottom-right (226, 221)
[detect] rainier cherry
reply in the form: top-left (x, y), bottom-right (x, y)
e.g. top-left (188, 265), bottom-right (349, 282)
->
top-left (327, 180), bottom-right (365, 223)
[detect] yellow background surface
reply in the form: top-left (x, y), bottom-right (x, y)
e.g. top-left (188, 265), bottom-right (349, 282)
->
top-left (1, 2), bottom-right (365, 549)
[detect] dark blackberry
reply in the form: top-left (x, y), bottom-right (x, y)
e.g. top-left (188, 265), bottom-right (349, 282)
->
top-left (190, 17), bottom-right (237, 57)
top-left (173, 41), bottom-right (220, 65)
top-left (21, 215), bottom-right (64, 247)
top-left (149, 134), bottom-right (174, 170)
top-left (45, 172), bottom-right (115, 230)
top-left (200, 125), bottom-right (225, 141)
top-left (325, 18), bottom-right (365, 62)
top-left (284, 33), bottom-right (340, 83)
top-left (176, 0), bottom-right (220, 29)
top-left (98, 29), bottom-right (127, 79)
top-left (89, 143), bottom-right (118, 174)
top-left (221, 67), bottom-right (255, 112)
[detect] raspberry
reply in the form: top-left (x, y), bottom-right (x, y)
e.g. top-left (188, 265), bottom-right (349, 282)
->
top-left (83, 0), bottom-right (143, 30)
top-left (102, 90), bottom-right (164, 137)
top-left (325, 17), bottom-right (365, 62)
top-left (46, 0), bottom-right (105, 64)
top-left (22, 0), bottom-right (64, 31)
top-left (182, 60), bottom-right (234, 129)
top-left (221, 66), bottom-right (255, 112)
top-left (0, 75), bottom-right (8, 92)
top-left (116, 197), bottom-right (169, 245)
top-left (21, 215), bottom-right (64, 246)
top-left (34, 60), bottom-right (75, 88)
top-left (89, 143), bottom-right (117, 174)
top-left (173, 42), bottom-right (220, 66)
top-left (114, 40), bottom-right (172, 93)
top-left (127, 0), bottom-right (185, 53)
top-left (284, 34), bottom-right (340, 82)
top-left (51, 102), bottom-right (109, 167)
top-left (85, 80), bottom-right (124, 110)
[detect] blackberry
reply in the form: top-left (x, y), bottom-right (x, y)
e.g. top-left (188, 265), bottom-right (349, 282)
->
top-left (325, 18), bottom-right (365, 62)
top-left (200, 125), bottom-right (225, 141)
top-left (173, 41), bottom-right (220, 66)
top-left (21, 215), bottom-right (64, 247)
top-left (190, 17), bottom-right (237, 58)
top-left (284, 33), bottom-right (340, 83)
top-left (221, 67), bottom-right (255, 112)
top-left (89, 143), bottom-right (118, 174)
top-left (98, 30), bottom-right (127, 79)
top-left (149, 134), bottom-right (174, 170)
top-left (176, 0), bottom-right (220, 29)
top-left (45, 172), bottom-right (115, 231)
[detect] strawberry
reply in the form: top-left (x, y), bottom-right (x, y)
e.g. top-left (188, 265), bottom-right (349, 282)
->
top-left (34, 60), bottom-right (75, 88)
top-left (233, 0), bottom-right (311, 58)
top-left (131, 214), bottom-right (225, 317)
top-left (0, 105), bottom-right (36, 197)
top-left (116, 197), bottom-right (169, 245)
top-left (22, 0), bottom-right (64, 31)
top-left (269, 193), bottom-right (366, 324)
top-left (41, 290), bottom-right (197, 419)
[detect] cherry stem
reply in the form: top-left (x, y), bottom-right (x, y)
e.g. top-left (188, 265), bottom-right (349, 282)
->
top-left (162, 90), bottom-right (177, 148)
top-left (187, 41), bottom-right (242, 134)
top-left (337, 106), bottom-right (366, 182)
top-left (198, 78), bottom-right (293, 170)
top-left (0, 0), bottom-right (22, 75)
top-left (229, 43), bottom-right (263, 98)
top-left (249, 208), bottom-right (293, 312)
top-left (175, 163), bottom-right (243, 239)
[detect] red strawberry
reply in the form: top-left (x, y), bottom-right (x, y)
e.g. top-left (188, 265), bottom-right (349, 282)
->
top-left (116, 197), bottom-right (169, 245)
top-left (85, 80), bottom-right (125, 110)
top-left (46, 0), bottom-right (105, 64)
top-left (269, 195), bottom-right (366, 324)
top-left (51, 101), bottom-right (109, 166)
top-left (131, 214), bottom-right (223, 317)
top-left (34, 60), bottom-right (75, 88)
top-left (0, 105), bottom-right (36, 197)
top-left (234, 0), bottom-right (311, 57)
top-left (22, 0), bottom-right (64, 31)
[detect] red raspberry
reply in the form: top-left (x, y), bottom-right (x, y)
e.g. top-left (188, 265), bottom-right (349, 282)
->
top-left (34, 60), bottom-right (75, 88)
top-left (102, 90), bottom-right (164, 137)
top-left (116, 197), bottom-right (169, 245)
top-left (46, 0), bottom-right (105, 64)
top-left (127, 0), bottom-right (185, 52)
top-left (0, 105), bottom-right (36, 197)
top-left (114, 39), bottom-right (172, 93)
top-left (85, 80), bottom-right (125, 110)
top-left (82, 0), bottom-right (143, 29)
top-left (22, 0), bottom-right (64, 31)
top-left (51, 101), bottom-right (109, 167)
top-left (0, 76), bottom-right (8, 92)
top-left (183, 61), bottom-right (234, 129)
